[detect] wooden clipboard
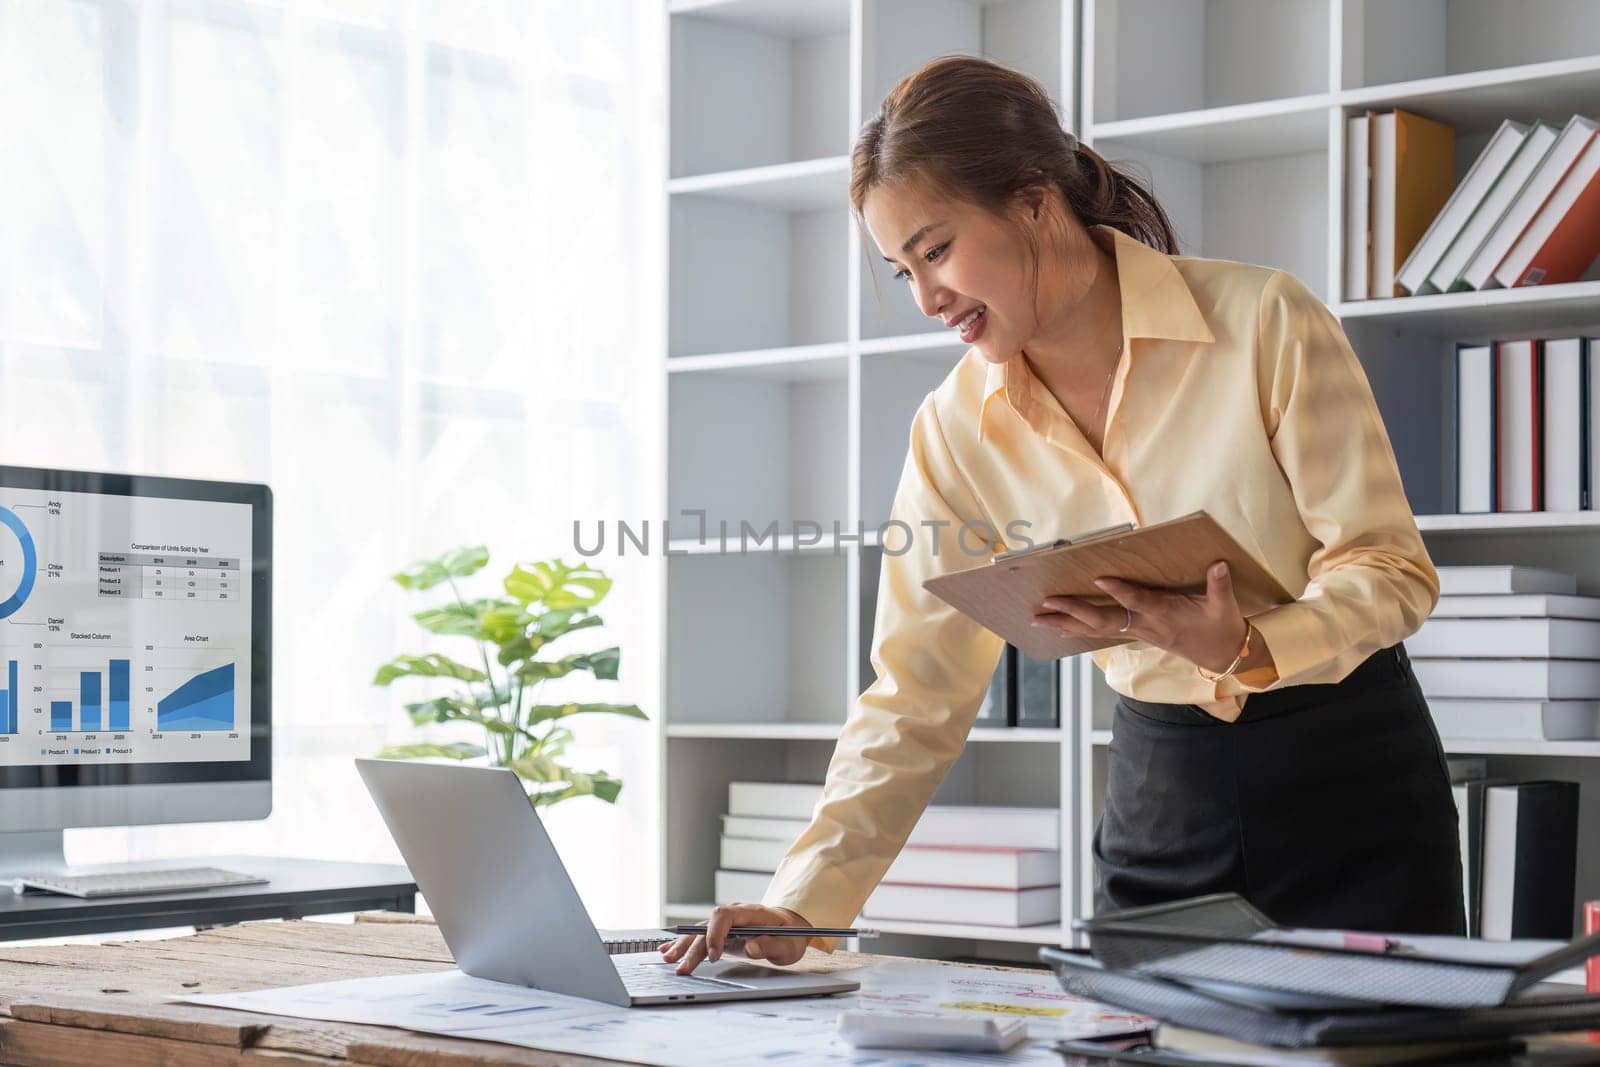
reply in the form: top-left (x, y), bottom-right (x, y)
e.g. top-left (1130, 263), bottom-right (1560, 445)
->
top-left (921, 511), bottom-right (1295, 660)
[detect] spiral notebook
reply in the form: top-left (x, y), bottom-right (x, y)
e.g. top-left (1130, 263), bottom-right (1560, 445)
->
top-left (602, 929), bottom-right (676, 954)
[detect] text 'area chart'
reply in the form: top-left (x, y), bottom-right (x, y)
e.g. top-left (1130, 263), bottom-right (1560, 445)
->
top-left (0, 488), bottom-right (251, 765)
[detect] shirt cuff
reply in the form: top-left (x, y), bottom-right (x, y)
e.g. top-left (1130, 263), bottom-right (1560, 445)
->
top-left (762, 859), bottom-right (861, 954)
top-left (1201, 666), bottom-right (1277, 703)
top-left (1239, 602), bottom-right (1322, 688)
top-left (1196, 616), bottom-right (1290, 700)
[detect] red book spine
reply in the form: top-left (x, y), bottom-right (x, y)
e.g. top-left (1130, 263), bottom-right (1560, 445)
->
top-left (1587, 901), bottom-right (1600, 994)
top-left (1532, 342), bottom-right (1544, 511)
top-left (1496, 340), bottom-right (1505, 513)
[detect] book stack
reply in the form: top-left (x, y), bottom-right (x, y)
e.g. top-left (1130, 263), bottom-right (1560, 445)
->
top-left (1411, 565), bottom-right (1600, 741)
top-left (1451, 761), bottom-right (1580, 940)
top-left (714, 781), bottom-right (1061, 927)
top-left (1347, 110), bottom-right (1600, 299)
top-left (1455, 336), bottom-right (1600, 513)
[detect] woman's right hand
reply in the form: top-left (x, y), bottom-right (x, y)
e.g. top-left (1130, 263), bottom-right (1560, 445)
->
top-left (657, 902), bottom-right (813, 975)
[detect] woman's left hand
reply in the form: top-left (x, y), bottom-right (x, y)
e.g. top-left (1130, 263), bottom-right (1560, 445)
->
top-left (1034, 561), bottom-right (1247, 674)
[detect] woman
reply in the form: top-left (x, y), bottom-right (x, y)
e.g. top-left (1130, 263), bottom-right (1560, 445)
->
top-left (664, 55), bottom-right (1462, 976)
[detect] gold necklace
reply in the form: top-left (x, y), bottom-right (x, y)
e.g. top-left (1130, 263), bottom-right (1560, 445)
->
top-left (1089, 339), bottom-right (1125, 442)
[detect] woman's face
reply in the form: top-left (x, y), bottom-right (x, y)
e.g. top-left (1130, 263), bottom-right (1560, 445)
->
top-left (863, 180), bottom-right (1070, 364)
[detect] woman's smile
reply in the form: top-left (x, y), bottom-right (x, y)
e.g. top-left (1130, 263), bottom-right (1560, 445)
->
top-left (951, 306), bottom-right (987, 343)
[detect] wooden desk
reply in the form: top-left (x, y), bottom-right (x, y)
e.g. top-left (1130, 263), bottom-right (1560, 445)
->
top-left (0, 912), bottom-right (864, 1066)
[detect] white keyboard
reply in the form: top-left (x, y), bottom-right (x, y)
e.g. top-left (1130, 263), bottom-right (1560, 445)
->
top-left (15, 866), bottom-right (268, 898)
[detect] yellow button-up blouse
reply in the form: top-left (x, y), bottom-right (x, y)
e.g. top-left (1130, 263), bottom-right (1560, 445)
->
top-left (761, 223), bottom-right (1439, 940)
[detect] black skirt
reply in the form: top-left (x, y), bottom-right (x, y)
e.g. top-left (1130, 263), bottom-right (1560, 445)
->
top-left (1093, 642), bottom-right (1466, 936)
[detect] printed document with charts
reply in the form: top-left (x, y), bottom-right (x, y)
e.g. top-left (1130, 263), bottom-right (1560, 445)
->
top-left (180, 957), bottom-right (1151, 1066)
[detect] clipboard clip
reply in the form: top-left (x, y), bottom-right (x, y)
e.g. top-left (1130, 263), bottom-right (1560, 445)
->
top-left (993, 523), bottom-right (1135, 565)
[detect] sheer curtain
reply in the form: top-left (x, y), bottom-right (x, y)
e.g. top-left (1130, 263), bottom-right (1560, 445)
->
top-left (0, 0), bottom-right (665, 927)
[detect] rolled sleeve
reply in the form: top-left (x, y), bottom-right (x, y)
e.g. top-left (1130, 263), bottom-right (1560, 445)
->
top-left (761, 397), bottom-right (1004, 950)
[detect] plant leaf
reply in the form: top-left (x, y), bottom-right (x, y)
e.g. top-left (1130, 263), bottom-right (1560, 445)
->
top-left (508, 751), bottom-right (565, 783)
top-left (375, 741), bottom-right (486, 761)
top-left (440, 545), bottom-right (491, 578)
top-left (530, 770), bottom-right (623, 807)
top-left (524, 701), bottom-right (647, 727)
top-left (476, 717), bottom-right (520, 736)
top-left (411, 598), bottom-right (527, 642)
top-left (391, 545), bottom-right (490, 591)
top-left (582, 645), bottom-right (620, 681)
top-left (373, 653), bottom-right (487, 686)
top-left (480, 605), bottom-right (533, 645)
top-left (466, 684), bottom-right (514, 708)
top-left (514, 648), bottom-right (621, 685)
top-left (404, 696), bottom-right (474, 726)
top-left (496, 634), bottom-right (541, 667)
top-left (502, 561), bottom-right (555, 606)
top-left (535, 611), bottom-right (605, 642)
top-left (411, 599), bottom-right (490, 637)
top-left (536, 725), bottom-right (575, 759)
top-left (544, 571), bottom-right (610, 610)
top-left (411, 699), bottom-right (534, 743)
top-left (391, 562), bottom-right (449, 592)
top-left (535, 607), bottom-right (578, 634)
top-left (504, 560), bottom-right (612, 611)
top-left (507, 752), bottom-right (624, 807)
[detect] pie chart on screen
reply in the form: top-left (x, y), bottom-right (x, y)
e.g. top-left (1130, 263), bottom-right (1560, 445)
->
top-left (0, 505), bottom-right (38, 620)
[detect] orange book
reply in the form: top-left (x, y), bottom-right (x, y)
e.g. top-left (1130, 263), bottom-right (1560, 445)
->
top-left (1497, 132), bottom-right (1600, 288)
top-left (1373, 110), bottom-right (1455, 298)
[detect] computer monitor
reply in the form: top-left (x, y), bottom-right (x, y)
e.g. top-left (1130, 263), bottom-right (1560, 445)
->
top-left (0, 466), bottom-right (271, 874)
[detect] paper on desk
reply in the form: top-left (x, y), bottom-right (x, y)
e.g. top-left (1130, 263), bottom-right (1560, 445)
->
top-left (179, 958), bottom-right (1150, 1066)
top-left (853, 959), bottom-right (1151, 1039)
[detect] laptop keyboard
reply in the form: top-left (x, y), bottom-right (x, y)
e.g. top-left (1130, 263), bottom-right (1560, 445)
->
top-left (617, 962), bottom-right (754, 996)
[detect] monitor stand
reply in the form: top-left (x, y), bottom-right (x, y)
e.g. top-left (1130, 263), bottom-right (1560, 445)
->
top-left (0, 830), bottom-right (67, 882)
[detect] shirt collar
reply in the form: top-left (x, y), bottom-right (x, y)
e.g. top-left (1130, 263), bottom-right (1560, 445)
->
top-left (978, 225), bottom-right (1214, 442)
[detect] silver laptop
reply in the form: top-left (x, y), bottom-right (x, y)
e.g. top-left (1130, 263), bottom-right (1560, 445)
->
top-left (355, 758), bottom-right (859, 1007)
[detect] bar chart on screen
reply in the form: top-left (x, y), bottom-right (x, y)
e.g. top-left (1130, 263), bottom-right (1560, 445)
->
top-left (42, 654), bottom-right (133, 733)
top-left (0, 655), bottom-right (18, 735)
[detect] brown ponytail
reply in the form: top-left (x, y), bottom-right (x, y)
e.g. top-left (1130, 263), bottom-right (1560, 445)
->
top-left (851, 54), bottom-right (1179, 255)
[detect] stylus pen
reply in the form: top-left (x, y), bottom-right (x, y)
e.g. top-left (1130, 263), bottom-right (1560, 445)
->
top-left (669, 924), bottom-right (876, 939)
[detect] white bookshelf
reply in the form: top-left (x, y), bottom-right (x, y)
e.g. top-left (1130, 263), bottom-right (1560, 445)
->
top-left (663, 0), bottom-right (1600, 954)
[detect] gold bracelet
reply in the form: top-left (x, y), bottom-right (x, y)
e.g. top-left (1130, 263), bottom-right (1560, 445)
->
top-left (1200, 623), bottom-right (1253, 681)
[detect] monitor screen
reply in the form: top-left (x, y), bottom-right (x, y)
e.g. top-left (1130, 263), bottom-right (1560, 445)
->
top-left (0, 467), bottom-right (270, 790)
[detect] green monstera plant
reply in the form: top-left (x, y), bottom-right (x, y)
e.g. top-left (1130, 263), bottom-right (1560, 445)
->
top-left (373, 548), bottom-right (646, 807)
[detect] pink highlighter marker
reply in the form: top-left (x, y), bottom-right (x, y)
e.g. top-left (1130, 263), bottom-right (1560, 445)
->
top-left (1342, 932), bottom-right (1401, 954)
top-left (1585, 901), bottom-right (1600, 1044)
